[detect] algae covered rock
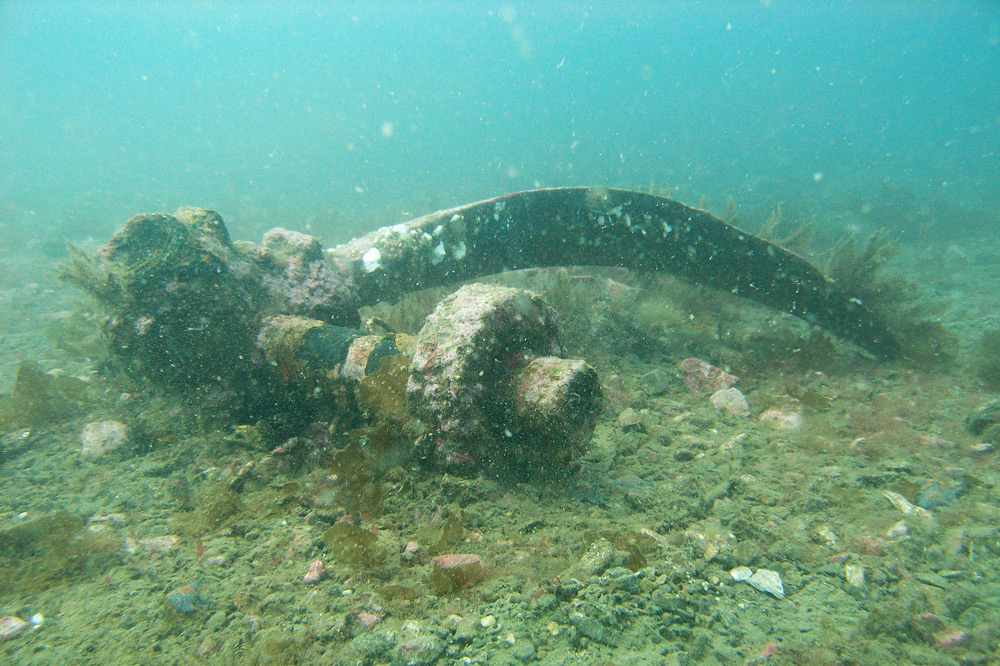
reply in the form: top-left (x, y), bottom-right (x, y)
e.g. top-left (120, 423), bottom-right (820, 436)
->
top-left (66, 209), bottom-right (261, 386)
top-left (80, 420), bottom-right (130, 458)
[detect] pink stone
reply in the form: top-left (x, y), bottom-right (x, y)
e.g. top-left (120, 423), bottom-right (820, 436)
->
top-left (758, 408), bottom-right (803, 430)
top-left (431, 554), bottom-right (485, 593)
top-left (357, 611), bottom-right (381, 627)
top-left (303, 559), bottom-right (325, 584)
top-left (404, 541), bottom-right (420, 553)
top-left (680, 358), bottom-right (738, 393)
top-left (710, 387), bottom-right (749, 417)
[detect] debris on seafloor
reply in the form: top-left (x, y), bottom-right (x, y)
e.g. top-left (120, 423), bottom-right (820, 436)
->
top-left (63, 189), bottom-right (903, 459)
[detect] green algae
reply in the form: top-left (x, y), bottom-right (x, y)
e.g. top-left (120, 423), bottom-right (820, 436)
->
top-left (323, 522), bottom-right (385, 568)
top-left (973, 328), bottom-right (1000, 390)
top-left (0, 511), bottom-right (118, 595)
top-left (0, 360), bottom-right (90, 430)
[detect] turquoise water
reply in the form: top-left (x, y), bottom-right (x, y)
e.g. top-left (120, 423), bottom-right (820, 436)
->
top-left (2, 2), bottom-right (997, 242)
top-left (2, 4), bottom-right (1000, 665)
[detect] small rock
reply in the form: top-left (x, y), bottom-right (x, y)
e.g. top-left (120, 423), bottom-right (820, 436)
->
top-left (844, 563), bottom-right (866, 588)
top-left (730, 566), bottom-right (753, 582)
top-left (886, 520), bottom-right (909, 539)
top-left (510, 637), bottom-right (537, 663)
top-left (0, 616), bottom-right (29, 642)
top-left (568, 612), bottom-right (619, 647)
top-left (759, 408), bottom-right (803, 430)
top-left (883, 490), bottom-right (934, 522)
top-left (262, 227), bottom-right (324, 263)
top-left (711, 387), bottom-right (750, 417)
top-left (617, 408), bottom-right (642, 432)
top-left (303, 559), bottom-right (325, 584)
top-left (938, 631), bottom-right (970, 649)
top-left (197, 636), bottom-right (222, 657)
top-left (80, 420), bottom-right (130, 458)
top-left (89, 512), bottom-right (127, 525)
top-left (680, 358), bottom-right (739, 392)
top-left (138, 535), bottom-right (181, 553)
top-left (431, 554), bottom-right (485, 594)
top-left (966, 399), bottom-right (1000, 435)
top-left (357, 612), bottom-right (381, 628)
top-left (562, 538), bottom-right (627, 579)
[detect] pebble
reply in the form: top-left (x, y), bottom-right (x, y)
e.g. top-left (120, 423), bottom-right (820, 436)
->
top-left (303, 559), bottom-right (325, 584)
top-left (0, 615), bottom-right (29, 641)
top-left (844, 563), bottom-right (866, 588)
top-left (357, 612), bottom-right (381, 628)
top-left (617, 407), bottom-right (642, 432)
top-left (758, 408), bottom-right (803, 430)
top-left (883, 490), bottom-right (934, 522)
top-left (639, 368), bottom-right (672, 396)
top-left (938, 631), bottom-right (970, 648)
top-left (886, 520), bottom-right (909, 539)
top-left (89, 512), bottom-right (127, 525)
top-left (80, 420), bottom-right (130, 458)
top-left (138, 535), bottom-right (181, 553)
top-left (730, 566), bottom-right (753, 582)
top-left (711, 387), bottom-right (750, 417)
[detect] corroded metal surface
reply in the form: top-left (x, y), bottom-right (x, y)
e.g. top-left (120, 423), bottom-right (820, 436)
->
top-left (332, 187), bottom-right (897, 357)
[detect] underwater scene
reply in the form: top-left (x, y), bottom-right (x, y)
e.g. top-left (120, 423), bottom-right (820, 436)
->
top-left (2, 2), bottom-right (999, 664)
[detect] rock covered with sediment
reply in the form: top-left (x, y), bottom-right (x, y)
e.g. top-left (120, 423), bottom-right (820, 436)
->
top-left (80, 420), bottom-right (130, 458)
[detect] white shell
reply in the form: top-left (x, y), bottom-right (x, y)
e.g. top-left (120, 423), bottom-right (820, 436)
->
top-left (362, 247), bottom-right (382, 273)
top-left (746, 569), bottom-right (785, 599)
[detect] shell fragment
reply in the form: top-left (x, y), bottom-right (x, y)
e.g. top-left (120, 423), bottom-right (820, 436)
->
top-left (731, 566), bottom-right (785, 599)
top-left (747, 569), bottom-right (785, 599)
